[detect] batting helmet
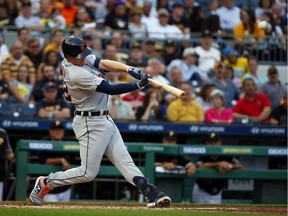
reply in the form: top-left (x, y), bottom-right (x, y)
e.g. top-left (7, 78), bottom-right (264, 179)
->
top-left (62, 36), bottom-right (92, 59)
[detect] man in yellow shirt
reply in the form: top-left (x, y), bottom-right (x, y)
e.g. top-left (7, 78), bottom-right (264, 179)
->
top-left (167, 81), bottom-right (204, 122)
top-left (223, 46), bottom-right (248, 82)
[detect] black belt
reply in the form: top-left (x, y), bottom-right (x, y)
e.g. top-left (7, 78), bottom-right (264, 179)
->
top-left (75, 110), bottom-right (109, 116)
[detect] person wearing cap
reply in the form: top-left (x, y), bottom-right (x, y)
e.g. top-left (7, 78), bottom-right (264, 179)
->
top-left (194, 30), bottom-right (221, 76)
top-left (210, 62), bottom-right (240, 108)
top-left (223, 46), bottom-right (248, 81)
top-left (242, 56), bottom-right (267, 87)
top-left (167, 81), bottom-right (204, 123)
top-left (127, 41), bottom-right (148, 68)
top-left (14, 0), bottom-right (45, 39)
top-left (192, 132), bottom-right (243, 204)
top-left (155, 131), bottom-right (196, 176)
top-left (169, 0), bottom-right (190, 36)
top-left (205, 89), bottom-right (233, 123)
top-left (147, 8), bottom-right (183, 40)
top-left (167, 47), bottom-right (202, 88)
top-left (258, 65), bottom-right (286, 110)
top-left (38, 120), bottom-right (73, 202)
top-left (37, 81), bottom-right (71, 120)
top-left (162, 39), bottom-right (181, 65)
top-left (233, 78), bottom-right (271, 123)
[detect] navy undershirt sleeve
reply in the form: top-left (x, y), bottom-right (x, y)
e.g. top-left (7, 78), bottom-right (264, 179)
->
top-left (96, 80), bottom-right (139, 95)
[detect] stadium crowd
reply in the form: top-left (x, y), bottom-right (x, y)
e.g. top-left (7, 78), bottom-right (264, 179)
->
top-left (0, 0), bottom-right (287, 125)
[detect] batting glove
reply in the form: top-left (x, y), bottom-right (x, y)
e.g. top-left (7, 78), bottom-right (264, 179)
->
top-left (136, 73), bottom-right (150, 89)
top-left (128, 66), bottom-right (144, 80)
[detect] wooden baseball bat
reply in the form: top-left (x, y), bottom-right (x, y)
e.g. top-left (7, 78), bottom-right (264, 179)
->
top-left (148, 78), bottom-right (186, 98)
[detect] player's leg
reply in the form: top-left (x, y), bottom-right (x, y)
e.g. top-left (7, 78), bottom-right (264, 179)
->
top-left (105, 121), bottom-right (170, 207)
top-left (30, 116), bottom-right (114, 205)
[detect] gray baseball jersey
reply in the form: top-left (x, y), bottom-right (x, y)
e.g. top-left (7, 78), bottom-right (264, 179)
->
top-left (46, 55), bottom-right (144, 191)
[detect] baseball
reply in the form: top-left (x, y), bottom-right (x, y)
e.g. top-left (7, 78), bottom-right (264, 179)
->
top-left (258, 20), bottom-right (269, 29)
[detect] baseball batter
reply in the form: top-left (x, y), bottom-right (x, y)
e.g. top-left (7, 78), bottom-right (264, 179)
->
top-left (29, 36), bottom-right (171, 208)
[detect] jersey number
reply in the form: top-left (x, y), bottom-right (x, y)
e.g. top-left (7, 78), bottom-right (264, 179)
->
top-left (63, 82), bottom-right (72, 103)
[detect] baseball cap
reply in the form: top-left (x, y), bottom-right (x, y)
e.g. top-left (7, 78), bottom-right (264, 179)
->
top-left (131, 41), bottom-right (142, 49)
top-left (22, 0), bottom-right (32, 7)
top-left (183, 47), bottom-right (197, 58)
top-left (0, 0), bottom-right (7, 8)
top-left (223, 46), bottom-right (238, 56)
top-left (43, 81), bottom-right (57, 91)
top-left (114, 0), bottom-right (126, 5)
top-left (145, 39), bottom-right (155, 45)
top-left (201, 29), bottom-right (213, 38)
top-left (173, 0), bottom-right (185, 8)
top-left (158, 8), bottom-right (170, 17)
top-left (49, 120), bottom-right (64, 130)
top-left (164, 130), bottom-right (177, 141)
top-left (164, 39), bottom-right (175, 46)
top-left (207, 133), bottom-right (221, 143)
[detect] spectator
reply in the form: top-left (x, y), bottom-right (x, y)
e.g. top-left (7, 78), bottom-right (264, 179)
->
top-left (165, 66), bottom-right (184, 104)
top-left (146, 58), bottom-right (169, 85)
top-left (104, 0), bottom-right (129, 31)
top-left (205, 89), bottom-right (233, 123)
top-left (43, 29), bottom-right (65, 55)
top-left (223, 46), bottom-right (248, 81)
top-left (110, 32), bottom-right (129, 64)
top-left (203, 15), bottom-right (226, 38)
top-left (136, 88), bottom-right (164, 122)
top-left (270, 92), bottom-right (287, 126)
top-left (40, 120), bottom-right (72, 202)
top-left (162, 39), bottom-right (181, 65)
top-left (37, 81), bottom-right (71, 120)
top-left (127, 42), bottom-right (148, 68)
top-left (24, 38), bottom-right (43, 69)
top-left (258, 65), bottom-right (286, 110)
top-left (271, 3), bottom-right (286, 32)
top-left (167, 47), bottom-right (203, 88)
top-left (47, 7), bottom-right (66, 30)
top-left (210, 62), bottom-right (239, 108)
top-left (1, 40), bottom-right (36, 85)
top-left (128, 8), bottom-right (147, 40)
top-left (0, 75), bottom-right (9, 102)
top-left (60, 0), bottom-right (78, 28)
top-left (147, 8), bottom-right (183, 40)
top-left (167, 81), bottom-right (204, 123)
top-left (32, 64), bottom-right (62, 102)
top-left (233, 8), bottom-right (265, 43)
top-left (94, 0), bottom-right (114, 28)
top-left (233, 78), bottom-right (271, 123)
top-left (122, 89), bottom-right (145, 113)
top-left (169, 1), bottom-right (190, 36)
top-left (0, 1), bottom-right (14, 29)
top-left (224, 65), bottom-right (241, 88)
top-left (0, 34), bottom-right (9, 65)
top-left (210, 0), bottom-right (241, 33)
top-left (156, 0), bottom-right (170, 11)
top-left (189, 5), bottom-right (205, 34)
top-left (155, 131), bottom-right (196, 176)
top-left (142, 40), bottom-right (157, 59)
top-left (242, 56), bottom-right (267, 87)
top-left (37, 50), bottom-right (62, 81)
top-left (195, 83), bottom-right (216, 112)
top-left (192, 133), bottom-right (243, 204)
top-left (107, 95), bottom-right (136, 121)
top-left (102, 44), bottom-right (117, 60)
top-left (183, 0), bottom-right (200, 20)
top-left (255, 0), bottom-right (273, 21)
top-left (194, 30), bottom-right (221, 77)
top-left (35, 0), bottom-right (52, 26)
top-left (73, 6), bottom-right (94, 30)
top-left (6, 0), bottom-right (19, 24)
top-left (8, 64), bottom-right (34, 104)
top-left (141, 0), bottom-right (159, 28)
top-left (17, 27), bottom-right (30, 52)
top-left (0, 128), bottom-right (15, 201)
top-left (14, 0), bottom-right (45, 39)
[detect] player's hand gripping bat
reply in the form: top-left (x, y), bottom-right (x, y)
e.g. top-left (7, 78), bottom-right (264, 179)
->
top-left (148, 78), bottom-right (186, 98)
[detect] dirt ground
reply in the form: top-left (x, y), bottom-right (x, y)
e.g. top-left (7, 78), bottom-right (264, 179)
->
top-left (0, 201), bottom-right (287, 215)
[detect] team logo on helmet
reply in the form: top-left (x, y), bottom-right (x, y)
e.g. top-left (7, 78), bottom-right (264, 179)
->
top-left (80, 45), bottom-right (85, 51)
